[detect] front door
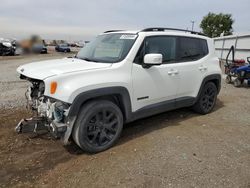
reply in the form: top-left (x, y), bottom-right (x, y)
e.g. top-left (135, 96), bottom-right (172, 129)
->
top-left (131, 36), bottom-right (180, 111)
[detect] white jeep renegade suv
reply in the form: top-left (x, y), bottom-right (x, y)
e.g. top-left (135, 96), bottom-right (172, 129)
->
top-left (16, 28), bottom-right (221, 153)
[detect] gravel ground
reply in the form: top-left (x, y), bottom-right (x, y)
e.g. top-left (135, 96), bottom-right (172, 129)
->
top-left (0, 55), bottom-right (250, 188)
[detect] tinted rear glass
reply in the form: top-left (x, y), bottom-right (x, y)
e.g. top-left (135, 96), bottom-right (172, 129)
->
top-left (179, 37), bottom-right (208, 61)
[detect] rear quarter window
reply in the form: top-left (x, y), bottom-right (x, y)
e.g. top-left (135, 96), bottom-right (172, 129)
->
top-left (178, 37), bottom-right (208, 62)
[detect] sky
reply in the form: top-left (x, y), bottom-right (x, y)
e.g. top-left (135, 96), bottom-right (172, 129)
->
top-left (0, 0), bottom-right (250, 41)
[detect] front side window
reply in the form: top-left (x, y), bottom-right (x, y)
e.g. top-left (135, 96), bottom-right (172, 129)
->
top-left (76, 33), bottom-right (137, 63)
top-left (134, 36), bottom-right (177, 64)
top-left (134, 35), bottom-right (208, 64)
top-left (178, 37), bottom-right (208, 61)
top-left (145, 36), bottom-right (177, 63)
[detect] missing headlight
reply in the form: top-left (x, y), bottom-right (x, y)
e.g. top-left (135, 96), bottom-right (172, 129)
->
top-left (54, 101), bottom-right (70, 123)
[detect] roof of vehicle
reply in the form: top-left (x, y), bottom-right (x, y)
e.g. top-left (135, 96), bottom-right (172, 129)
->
top-left (103, 30), bottom-right (139, 34)
top-left (103, 28), bottom-right (209, 39)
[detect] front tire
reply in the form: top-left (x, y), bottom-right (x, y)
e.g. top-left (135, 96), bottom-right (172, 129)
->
top-left (193, 82), bottom-right (218, 114)
top-left (72, 100), bottom-right (123, 153)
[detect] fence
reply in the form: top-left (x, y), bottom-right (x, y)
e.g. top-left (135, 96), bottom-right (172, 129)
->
top-left (214, 34), bottom-right (250, 62)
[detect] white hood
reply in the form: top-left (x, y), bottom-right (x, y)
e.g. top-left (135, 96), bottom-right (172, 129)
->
top-left (17, 58), bottom-right (112, 80)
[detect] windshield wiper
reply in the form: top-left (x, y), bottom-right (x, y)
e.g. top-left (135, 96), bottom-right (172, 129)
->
top-left (78, 57), bottom-right (100, 62)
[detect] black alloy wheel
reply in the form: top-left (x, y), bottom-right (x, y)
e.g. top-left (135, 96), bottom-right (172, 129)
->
top-left (200, 85), bottom-right (217, 112)
top-left (73, 100), bottom-right (123, 153)
top-left (193, 82), bottom-right (218, 114)
top-left (86, 109), bottom-right (119, 147)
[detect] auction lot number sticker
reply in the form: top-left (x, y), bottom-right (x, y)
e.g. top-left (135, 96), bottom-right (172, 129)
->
top-left (120, 35), bottom-right (137, 40)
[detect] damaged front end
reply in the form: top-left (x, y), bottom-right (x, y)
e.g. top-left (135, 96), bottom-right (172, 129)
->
top-left (16, 75), bottom-right (74, 144)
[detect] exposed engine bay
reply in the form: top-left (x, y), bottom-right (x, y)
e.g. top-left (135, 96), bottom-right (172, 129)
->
top-left (16, 75), bottom-right (71, 141)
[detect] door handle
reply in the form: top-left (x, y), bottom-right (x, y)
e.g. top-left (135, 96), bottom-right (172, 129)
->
top-left (198, 65), bottom-right (207, 71)
top-left (172, 70), bottom-right (179, 75)
top-left (168, 69), bottom-right (179, 75)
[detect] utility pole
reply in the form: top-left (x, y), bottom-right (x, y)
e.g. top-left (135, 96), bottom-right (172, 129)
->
top-left (191, 20), bottom-right (195, 31)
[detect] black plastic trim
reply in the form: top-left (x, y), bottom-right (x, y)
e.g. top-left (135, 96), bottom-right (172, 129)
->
top-left (195, 74), bottom-right (221, 104)
top-left (137, 96), bottom-right (149, 100)
top-left (141, 27), bottom-right (207, 36)
top-left (128, 74), bottom-right (221, 122)
top-left (103, 30), bottom-right (124, 33)
top-left (68, 74), bottom-right (221, 124)
top-left (129, 97), bottom-right (195, 122)
top-left (68, 87), bottom-right (132, 122)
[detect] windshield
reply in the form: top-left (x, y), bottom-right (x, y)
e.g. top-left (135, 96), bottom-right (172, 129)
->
top-left (76, 33), bottom-right (137, 63)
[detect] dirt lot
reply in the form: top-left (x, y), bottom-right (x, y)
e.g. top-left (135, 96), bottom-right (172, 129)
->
top-left (0, 55), bottom-right (250, 188)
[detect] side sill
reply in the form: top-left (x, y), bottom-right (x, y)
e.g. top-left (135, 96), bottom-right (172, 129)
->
top-left (128, 97), bottom-right (195, 123)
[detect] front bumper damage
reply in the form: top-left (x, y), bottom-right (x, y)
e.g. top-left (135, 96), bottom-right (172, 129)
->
top-left (16, 78), bottom-right (75, 145)
top-left (16, 115), bottom-right (76, 144)
top-left (16, 117), bottom-right (47, 134)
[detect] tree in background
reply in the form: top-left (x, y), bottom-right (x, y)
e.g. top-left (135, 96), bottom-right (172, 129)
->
top-left (200, 12), bottom-right (234, 38)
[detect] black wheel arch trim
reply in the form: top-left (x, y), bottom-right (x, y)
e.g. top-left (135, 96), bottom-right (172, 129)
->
top-left (195, 74), bottom-right (221, 104)
top-left (68, 74), bottom-right (221, 123)
top-left (67, 86), bottom-right (132, 122)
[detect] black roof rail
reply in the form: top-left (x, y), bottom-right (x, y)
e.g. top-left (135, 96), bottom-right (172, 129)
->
top-left (141, 27), bottom-right (206, 36)
top-left (103, 30), bottom-right (124, 33)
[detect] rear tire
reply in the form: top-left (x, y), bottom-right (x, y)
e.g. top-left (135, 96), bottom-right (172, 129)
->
top-left (72, 100), bottom-right (123, 153)
top-left (192, 82), bottom-right (218, 115)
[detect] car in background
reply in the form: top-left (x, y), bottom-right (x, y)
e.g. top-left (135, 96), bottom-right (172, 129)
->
top-left (32, 44), bottom-right (47, 54)
top-left (55, 44), bottom-right (71, 52)
top-left (75, 41), bottom-right (85, 48)
top-left (0, 38), bottom-right (16, 56)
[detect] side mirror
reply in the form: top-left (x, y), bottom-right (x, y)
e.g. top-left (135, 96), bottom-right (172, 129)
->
top-left (247, 57), bottom-right (250, 64)
top-left (143, 54), bottom-right (163, 66)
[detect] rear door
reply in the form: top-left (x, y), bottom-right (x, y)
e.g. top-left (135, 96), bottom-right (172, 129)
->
top-left (174, 37), bottom-right (209, 99)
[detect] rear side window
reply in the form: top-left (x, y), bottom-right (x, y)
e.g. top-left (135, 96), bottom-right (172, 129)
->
top-left (178, 37), bottom-right (208, 61)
